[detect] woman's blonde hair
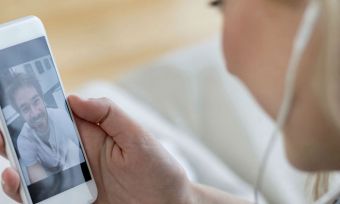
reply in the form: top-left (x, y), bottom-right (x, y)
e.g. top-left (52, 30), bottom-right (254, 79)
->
top-left (311, 0), bottom-right (340, 201)
top-left (307, 173), bottom-right (330, 201)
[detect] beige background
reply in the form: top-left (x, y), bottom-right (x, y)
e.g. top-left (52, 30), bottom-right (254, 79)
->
top-left (0, 0), bottom-right (221, 91)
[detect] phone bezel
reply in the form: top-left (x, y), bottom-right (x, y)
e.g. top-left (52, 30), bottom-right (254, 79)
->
top-left (0, 16), bottom-right (98, 204)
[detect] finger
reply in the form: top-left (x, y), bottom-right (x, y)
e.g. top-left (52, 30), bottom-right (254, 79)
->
top-left (0, 130), bottom-right (6, 158)
top-left (68, 95), bottom-right (145, 146)
top-left (68, 95), bottom-right (113, 125)
top-left (73, 115), bottom-right (105, 168)
top-left (73, 115), bottom-right (107, 197)
top-left (1, 168), bottom-right (22, 203)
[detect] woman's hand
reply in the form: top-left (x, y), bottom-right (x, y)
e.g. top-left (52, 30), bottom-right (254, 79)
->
top-left (0, 96), bottom-right (194, 204)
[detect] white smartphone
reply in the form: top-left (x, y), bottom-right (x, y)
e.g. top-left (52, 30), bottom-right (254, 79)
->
top-left (0, 16), bottom-right (97, 204)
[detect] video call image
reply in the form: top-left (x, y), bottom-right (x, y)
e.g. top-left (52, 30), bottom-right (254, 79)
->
top-left (0, 37), bottom-right (91, 203)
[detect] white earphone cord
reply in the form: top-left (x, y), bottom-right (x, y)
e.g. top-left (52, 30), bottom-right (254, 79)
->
top-left (254, 1), bottom-right (321, 203)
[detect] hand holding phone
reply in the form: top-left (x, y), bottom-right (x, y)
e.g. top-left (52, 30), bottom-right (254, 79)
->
top-left (2, 96), bottom-right (194, 204)
top-left (0, 16), bottom-right (193, 204)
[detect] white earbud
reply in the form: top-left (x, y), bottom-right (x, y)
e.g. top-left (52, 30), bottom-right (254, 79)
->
top-left (254, 0), bottom-right (321, 203)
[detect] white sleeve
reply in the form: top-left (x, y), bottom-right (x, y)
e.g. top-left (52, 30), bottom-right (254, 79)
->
top-left (17, 133), bottom-right (38, 167)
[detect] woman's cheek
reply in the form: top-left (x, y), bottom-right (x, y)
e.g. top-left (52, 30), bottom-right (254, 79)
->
top-left (221, 1), bottom-right (264, 77)
top-left (222, 8), bottom-right (244, 76)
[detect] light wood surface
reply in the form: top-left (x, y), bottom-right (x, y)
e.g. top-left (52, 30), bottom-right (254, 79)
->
top-left (0, 0), bottom-right (221, 91)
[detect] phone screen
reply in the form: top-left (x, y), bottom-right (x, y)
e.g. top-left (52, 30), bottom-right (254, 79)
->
top-left (0, 37), bottom-right (91, 203)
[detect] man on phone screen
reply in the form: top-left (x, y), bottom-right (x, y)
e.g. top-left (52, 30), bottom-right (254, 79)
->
top-left (7, 73), bottom-right (84, 184)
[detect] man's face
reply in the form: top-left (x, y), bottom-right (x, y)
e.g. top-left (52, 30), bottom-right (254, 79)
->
top-left (14, 86), bottom-right (49, 136)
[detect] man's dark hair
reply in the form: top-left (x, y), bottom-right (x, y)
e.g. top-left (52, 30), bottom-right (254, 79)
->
top-left (6, 73), bottom-right (43, 111)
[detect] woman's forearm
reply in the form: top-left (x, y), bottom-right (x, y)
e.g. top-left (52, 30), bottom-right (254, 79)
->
top-left (190, 183), bottom-right (252, 204)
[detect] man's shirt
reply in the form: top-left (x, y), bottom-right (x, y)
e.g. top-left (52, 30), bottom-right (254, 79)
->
top-left (17, 108), bottom-right (84, 173)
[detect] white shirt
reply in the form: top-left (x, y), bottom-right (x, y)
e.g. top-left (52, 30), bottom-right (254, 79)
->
top-left (17, 108), bottom-right (84, 173)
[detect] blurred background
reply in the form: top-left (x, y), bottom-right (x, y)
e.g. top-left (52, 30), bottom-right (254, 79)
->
top-left (0, 0), bottom-right (221, 91)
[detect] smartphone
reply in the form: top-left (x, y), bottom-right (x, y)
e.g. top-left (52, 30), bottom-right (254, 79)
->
top-left (0, 16), bottom-right (97, 204)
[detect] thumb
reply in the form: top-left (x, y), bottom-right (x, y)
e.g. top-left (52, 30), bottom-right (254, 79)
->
top-left (68, 95), bottom-right (145, 146)
top-left (2, 168), bottom-right (22, 203)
